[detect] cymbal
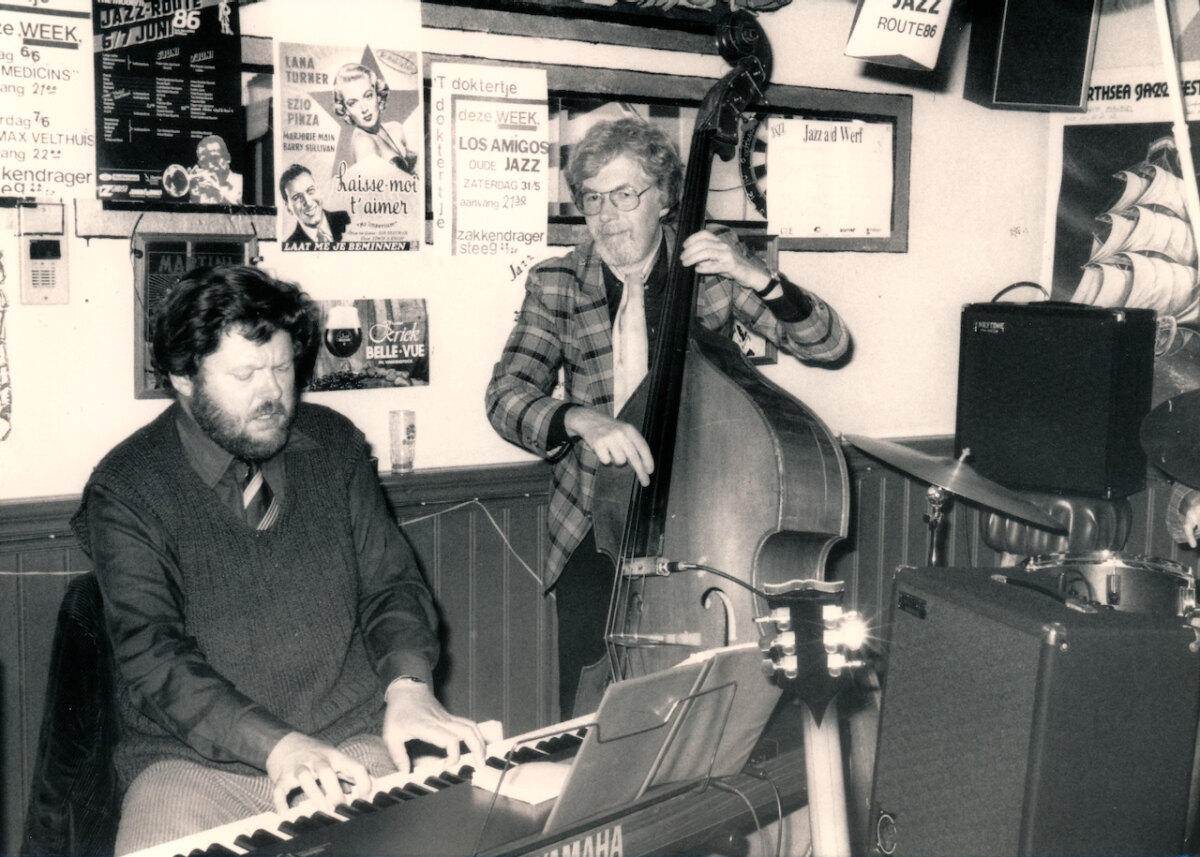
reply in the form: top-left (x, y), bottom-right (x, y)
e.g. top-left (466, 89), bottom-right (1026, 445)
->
top-left (1141, 388), bottom-right (1200, 487)
top-left (842, 434), bottom-right (1067, 532)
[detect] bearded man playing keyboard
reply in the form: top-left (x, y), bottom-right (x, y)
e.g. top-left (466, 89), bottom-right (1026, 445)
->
top-left (71, 265), bottom-right (485, 854)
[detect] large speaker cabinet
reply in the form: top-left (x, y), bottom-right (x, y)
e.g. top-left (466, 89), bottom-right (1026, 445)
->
top-left (954, 302), bottom-right (1156, 498)
top-left (964, 0), bottom-right (1101, 111)
top-left (868, 566), bottom-right (1200, 857)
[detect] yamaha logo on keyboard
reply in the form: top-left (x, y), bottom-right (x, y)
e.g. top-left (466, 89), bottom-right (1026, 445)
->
top-left (530, 822), bottom-right (623, 857)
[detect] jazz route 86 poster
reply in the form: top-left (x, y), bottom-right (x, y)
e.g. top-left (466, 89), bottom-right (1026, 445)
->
top-left (92, 0), bottom-right (245, 204)
top-left (276, 41), bottom-right (424, 251)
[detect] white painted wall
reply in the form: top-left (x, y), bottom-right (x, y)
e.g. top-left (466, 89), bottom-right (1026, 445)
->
top-left (0, 0), bottom-right (1157, 501)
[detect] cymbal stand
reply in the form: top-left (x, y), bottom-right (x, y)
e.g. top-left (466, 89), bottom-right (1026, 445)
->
top-left (924, 485), bottom-right (948, 567)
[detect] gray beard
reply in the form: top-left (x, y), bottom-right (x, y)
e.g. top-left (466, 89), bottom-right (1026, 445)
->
top-left (595, 227), bottom-right (661, 273)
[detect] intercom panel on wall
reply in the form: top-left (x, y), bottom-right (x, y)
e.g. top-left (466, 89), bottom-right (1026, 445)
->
top-left (20, 236), bottom-right (69, 305)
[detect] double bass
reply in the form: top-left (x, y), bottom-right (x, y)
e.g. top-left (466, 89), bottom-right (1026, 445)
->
top-left (590, 12), bottom-right (856, 856)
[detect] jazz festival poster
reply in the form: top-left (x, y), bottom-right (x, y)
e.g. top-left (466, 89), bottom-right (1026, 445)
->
top-left (1048, 60), bottom-right (1200, 309)
top-left (308, 298), bottom-right (429, 391)
top-left (92, 0), bottom-right (244, 204)
top-left (276, 41), bottom-right (423, 251)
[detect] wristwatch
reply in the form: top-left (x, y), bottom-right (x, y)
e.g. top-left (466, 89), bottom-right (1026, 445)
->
top-left (754, 274), bottom-right (781, 298)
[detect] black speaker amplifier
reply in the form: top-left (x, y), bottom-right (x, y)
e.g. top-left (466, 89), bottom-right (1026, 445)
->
top-left (869, 566), bottom-right (1200, 857)
top-left (954, 302), bottom-right (1156, 498)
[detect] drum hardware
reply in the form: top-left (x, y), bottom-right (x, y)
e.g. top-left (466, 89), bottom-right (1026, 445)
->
top-left (988, 573), bottom-right (1101, 614)
top-left (842, 434), bottom-right (1068, 566)
top-left (1023, 551), bottom-right (1197, 618)
top-left (1141, 388), bottom-right (1200, 486)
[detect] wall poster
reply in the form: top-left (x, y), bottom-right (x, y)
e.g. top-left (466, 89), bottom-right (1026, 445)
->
top-left (430, 60), bottom-right (549, 259)
top-left (276, 42), bottom-right (423, 252)
top-left (309, 298), bottom-right (428, 391)
top-left (1050, 61), bottom-right (1200, 323)
top-left (92, 0), bottom-right (245, 204)
top-left (0, 0), bottom-right (95, 201)
top-left (0, 244), bottom-right (10, 441)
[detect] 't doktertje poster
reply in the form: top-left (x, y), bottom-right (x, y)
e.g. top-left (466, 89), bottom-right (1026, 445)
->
top-left (92, 0), bottom-right (244, 204)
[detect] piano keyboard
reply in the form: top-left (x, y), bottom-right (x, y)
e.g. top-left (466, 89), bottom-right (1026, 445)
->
top-left (130, 714), bottom-right (594, 857)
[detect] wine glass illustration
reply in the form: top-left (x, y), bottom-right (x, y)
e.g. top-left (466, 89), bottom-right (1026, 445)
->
top-left (323, 304), bottom-right (364, 374)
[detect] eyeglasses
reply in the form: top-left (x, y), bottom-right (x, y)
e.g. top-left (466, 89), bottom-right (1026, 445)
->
top-left (576, 184), bottom-right (654, 216)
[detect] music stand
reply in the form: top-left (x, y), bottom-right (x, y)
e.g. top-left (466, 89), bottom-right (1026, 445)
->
top-left (542, 645), bottom-right (780, 834)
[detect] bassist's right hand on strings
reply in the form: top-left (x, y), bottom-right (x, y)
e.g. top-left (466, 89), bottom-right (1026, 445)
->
top-left (564, 407), bottom-right (654, 487)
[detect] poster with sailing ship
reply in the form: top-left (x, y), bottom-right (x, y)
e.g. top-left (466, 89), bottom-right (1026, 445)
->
top-left (1051, 63), bottom-right (1200, 323)
top-left (1050, 60), bottom-right (1200, 406)
top-left (1054, 124), bottom-right (1200, 318)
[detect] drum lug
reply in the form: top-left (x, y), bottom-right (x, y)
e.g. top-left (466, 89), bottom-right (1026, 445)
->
top-left (1042, 621), bottom-right (1069, 651)
top-left (1186, 612), bottom-right (1200, 652)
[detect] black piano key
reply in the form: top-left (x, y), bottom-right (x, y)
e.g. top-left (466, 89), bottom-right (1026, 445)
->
top-left (509, 746), bottom-right (548, 763)
top-left (371, 790), bottom-right (404, 808)
top-left (279, 808), bottom-right (339, 837)
top-left (307, 811), bottom-right (342, 828)
top-left (401, 783), bottom-right (432, 797)
top-left (423, 774), bottom-right (455, 789)
top-left (333, 803), bottom-right (365, 819)
top-left (233, 829), bottom-right (286, 850)
top-left (277, 819), bottom-right (305, 837)
top-left (349, 798), bottom-right (378, 813)
top-left (201, 844), bottom-right (239, 856)
top-left (387, 786), bottom-right (417, 800)
top-left (457, 764), bottom-right (475, 779)
top-left (485, 755), bottom-right (507, 770)
top-left (440, 770), bottom-right (468, 785)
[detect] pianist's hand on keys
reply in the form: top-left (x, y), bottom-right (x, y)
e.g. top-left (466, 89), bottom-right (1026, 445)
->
top-left (126, 715), bottom-right (594, 857)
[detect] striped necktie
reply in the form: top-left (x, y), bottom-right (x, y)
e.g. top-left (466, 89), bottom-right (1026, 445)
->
top-left (239, 460), bottom-right (273, 530)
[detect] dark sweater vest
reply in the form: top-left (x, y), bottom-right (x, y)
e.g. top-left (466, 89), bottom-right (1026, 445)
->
top-left (74, 403), bottom-right (385, 786)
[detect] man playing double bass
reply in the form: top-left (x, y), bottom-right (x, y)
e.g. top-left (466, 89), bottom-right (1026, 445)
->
top-left (485, 117), bottom-right (851, 718)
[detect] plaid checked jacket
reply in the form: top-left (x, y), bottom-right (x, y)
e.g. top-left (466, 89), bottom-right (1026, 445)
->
top-left (485, 225), bottom-right (850, 589)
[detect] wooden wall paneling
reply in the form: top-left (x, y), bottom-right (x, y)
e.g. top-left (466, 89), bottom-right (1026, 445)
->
top-left (383, 467), bottom-right (557, 735)
top-left (0, 565), bottom-right (17, 856)
top-left (416, 501), bottom-right (478, 711)
top-left (0, 554), bottom-right (81, 857)
top-left (481, 498), bottom-right (557, 736)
